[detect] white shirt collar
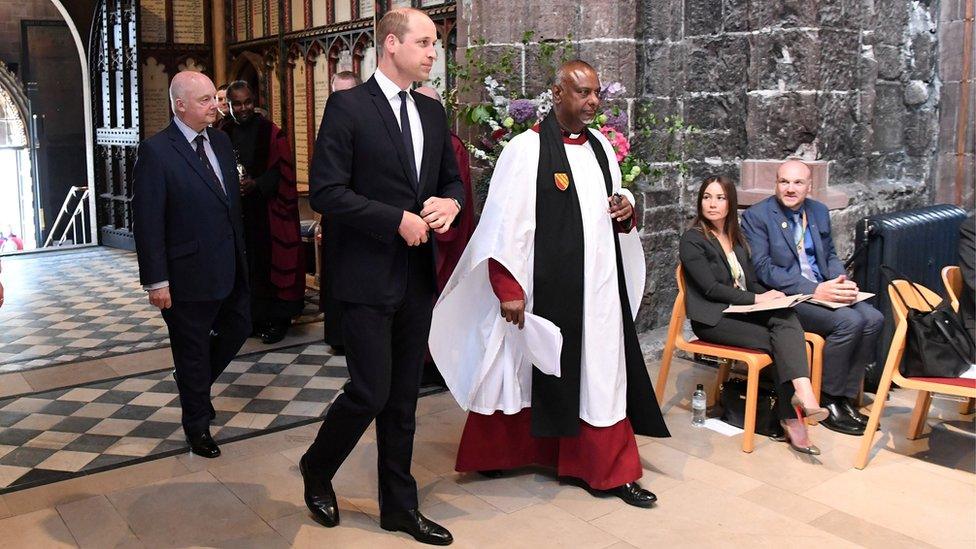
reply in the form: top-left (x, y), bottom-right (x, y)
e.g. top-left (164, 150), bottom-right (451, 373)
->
top-left (173, 115), bottom-right (207, 144)
top-left (373, 68), bottom-right (411, 102)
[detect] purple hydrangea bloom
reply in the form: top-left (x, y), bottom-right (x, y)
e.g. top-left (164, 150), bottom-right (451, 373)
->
top-left (508, 99), bottom-right (537, 124)
top-left (603, 110), bottom-right (629, 132)
top-left (600, 81), bottom-right (625, 100)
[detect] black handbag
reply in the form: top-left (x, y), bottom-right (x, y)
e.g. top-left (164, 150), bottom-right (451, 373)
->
top-left (884, 266), bottom-right (975, 378)
top-left (718, 377), bottom-right (784, 437)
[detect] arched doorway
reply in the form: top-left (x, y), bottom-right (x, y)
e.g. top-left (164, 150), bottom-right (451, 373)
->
top-left (0, 63), bottom-right (34, 252)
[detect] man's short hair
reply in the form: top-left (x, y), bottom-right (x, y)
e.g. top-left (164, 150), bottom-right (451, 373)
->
top-left (226, 80), bottom-right (251, 96)
top-left (331, 71), bottom-right (362, 87)
top-left (376, 8), bottom-right (423, 58)
top-left (216, 84), bottom-right (229, 92)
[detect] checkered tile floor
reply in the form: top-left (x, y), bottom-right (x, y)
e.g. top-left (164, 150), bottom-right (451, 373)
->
top-left (0, 247), bottom-right (322, 374)
top-left (0, 342), bottom-right (346, 494)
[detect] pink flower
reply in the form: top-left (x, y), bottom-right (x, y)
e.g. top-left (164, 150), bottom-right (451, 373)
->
top-left (600, 126), bottom-right (630, 162)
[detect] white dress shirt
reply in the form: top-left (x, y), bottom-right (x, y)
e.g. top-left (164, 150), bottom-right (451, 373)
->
top-left (373, 68), bottom-right (424, 181)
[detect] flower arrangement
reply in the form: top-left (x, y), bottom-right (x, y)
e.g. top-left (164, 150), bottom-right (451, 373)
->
top-left (462, 77), bottom-right (647, 188)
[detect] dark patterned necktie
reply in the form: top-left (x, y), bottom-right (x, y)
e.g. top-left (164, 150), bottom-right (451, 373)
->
top-left (398, 90), bottom-right (419, 189)
top-left (194, 134), bottom-right (225, 194)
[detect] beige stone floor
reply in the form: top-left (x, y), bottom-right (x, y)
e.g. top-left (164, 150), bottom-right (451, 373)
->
top-left (0, 354), bottom-right (973, 548)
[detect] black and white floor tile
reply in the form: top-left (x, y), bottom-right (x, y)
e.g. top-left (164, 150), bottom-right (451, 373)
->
top-left (0, 342), bottom-right (345, 494)
top-left (0, 248), bottom-right (322, 374)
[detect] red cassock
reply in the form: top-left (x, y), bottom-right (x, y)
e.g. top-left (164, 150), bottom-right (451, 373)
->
top-left (454, 252), bottom-right (641, 491)
top-left (434, 133), bottom-right (475, 291)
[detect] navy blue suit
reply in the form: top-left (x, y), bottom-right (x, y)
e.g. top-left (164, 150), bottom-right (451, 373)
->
top-left (742, 196), bottom-right (882, 399)
top-left (132, 120), bottom-right (251, 435)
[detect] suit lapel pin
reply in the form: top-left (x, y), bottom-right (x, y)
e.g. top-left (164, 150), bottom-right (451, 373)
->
top-left (781, 221), bottom-right (788, 229)
top-left (554, 172), bottom-right (569, 191)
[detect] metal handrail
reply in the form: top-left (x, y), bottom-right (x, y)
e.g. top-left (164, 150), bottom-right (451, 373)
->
top-left (42, 186), bottom-right (90, 247)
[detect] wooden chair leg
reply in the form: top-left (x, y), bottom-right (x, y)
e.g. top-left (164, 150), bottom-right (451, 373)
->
top-left (809, 340), bottom-right (823, 403)
top-left (855, 326), bottom-right (905, 469)
top-left (711, 360), bottom-right (731, 407)
top-left (907, 391), bottom-right (932, 440)
top-left (655, 312), bottom-right (684, 405)
top-left (960, 398), bottom-right (975, 415)
top-left (741, 361), bottom-right (759, 453)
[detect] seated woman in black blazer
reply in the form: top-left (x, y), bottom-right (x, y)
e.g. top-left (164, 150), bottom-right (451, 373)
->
top-left (678, 176), bottom-right (828, 455)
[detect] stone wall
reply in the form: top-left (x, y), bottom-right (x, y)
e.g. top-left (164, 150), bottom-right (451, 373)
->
top-left (0, 0), bottom-right (63, 70)
top-left (457, 0), bottom-right (967, 332)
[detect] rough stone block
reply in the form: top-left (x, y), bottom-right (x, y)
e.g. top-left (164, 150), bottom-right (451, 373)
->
top-left (683, 129), bottom-right (748, 160)
top-left (722, 0), bottom-right (749, 32)
top-left (744, 91), bottom-right (819, 158)
top-left (466, 0), bottom-right (531, 44)
top-left (909, 29), bottom-right (936, 79)
top-left (640, 43), bottom-right (683, 96)
top-left (747, 30), bottom-right (820, 91)
top-left (459, 45), bottom-right (524, 100)
top-left (684, 0), bottom-right (723, 36)
top-left (874, 0), bottom-right (910, 46)
top-left (746, 0), bottom-right (818, 30)
top-left (577, 0), bottom-right (638, 39)
top-left (685, 35), bottom-right (749, 92)
top-left (683, 92), bottom-right (747, 131)
top-left (903, 79), bottom-right (929, 106)
top-left (816, 92), bottom-right (861, 160)
top-left (871, 82), bottom-right (905, 152)
top-left (903, 109), bottom-right (937, 156)
top-left (640, 187), bottom-right (681, 209)
top-left (874, 44), bottom-right (904, 80)
top-left (572, 41), bottom-right (638, 95)
top-left (640, 0), bottom-right (683, 42)
top-left (818, 0), bottom-right (865, 28)
top-left (818, 29), bottom-right (860, 90)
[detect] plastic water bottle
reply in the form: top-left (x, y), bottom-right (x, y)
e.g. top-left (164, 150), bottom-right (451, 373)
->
top-left (692, 384), bottom-right (707, 427)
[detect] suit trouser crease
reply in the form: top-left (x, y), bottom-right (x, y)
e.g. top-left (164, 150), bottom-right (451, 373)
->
top-left (793, 301), bottom-right (884, 399)
top-left (162, 276), bottom-right (250, 435)
top-left (306, 247), bottom-right (434, 515)
top-left (691, 309), bottom-right (808, 419)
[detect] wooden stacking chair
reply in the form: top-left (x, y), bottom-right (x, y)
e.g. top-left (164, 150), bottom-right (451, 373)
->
top-left (656, 265), bottom-right (825, 453)
top-left (854, 280), bottom-right (976, 469)
top-left (941, 265), bottom-right (974, 415)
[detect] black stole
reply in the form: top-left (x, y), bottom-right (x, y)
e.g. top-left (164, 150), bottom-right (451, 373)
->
top-left (532, 114), bottom-right (670, 439)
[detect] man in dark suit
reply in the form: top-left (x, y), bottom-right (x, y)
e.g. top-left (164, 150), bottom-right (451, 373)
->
top-left (299, 7), bottom-right (463, 546)
top-left (742, 160), bottom-right (883, 437)
top-left (132, 70), bottom-right (250, 459)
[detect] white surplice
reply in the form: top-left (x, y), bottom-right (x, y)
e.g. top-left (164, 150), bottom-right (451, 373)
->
top-left (429, 128), bottom-right (645, 427)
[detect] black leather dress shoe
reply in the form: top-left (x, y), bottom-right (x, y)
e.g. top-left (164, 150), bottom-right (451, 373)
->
top-left (261, 324), bottom-right (287, 344)
top-left (478, 470), bottom-right (505, 479)
top-left (604, 482), bottom-right (657, 508)
top-left (380, 509), bottom-right (453, 546)
top-left (300, 455), bottom-right (339, 527)
top-left (821, 401), bottom-right (866, 436)
top-left (186, 431), bottom-right (220, 458)
top-left (841, 399), bottom-right (869, 425)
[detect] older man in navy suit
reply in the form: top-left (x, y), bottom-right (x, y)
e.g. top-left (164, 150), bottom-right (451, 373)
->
top-left (742, 160), bottom-right (883, 436)
top-left (132, 70), bottom-right (250, 458)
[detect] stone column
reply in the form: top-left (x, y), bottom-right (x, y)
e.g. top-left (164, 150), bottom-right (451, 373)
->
top-left (212, 0), bottom-right (227, 85)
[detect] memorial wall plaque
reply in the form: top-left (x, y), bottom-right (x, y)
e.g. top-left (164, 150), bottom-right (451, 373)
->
top-left (269, 0), bottom-right (280, 34)
top-left (359, 0), bottom-right (375, 18)
top-left (291, 0), bottom-right (304, 31)
top-left (271, 64), bottom-right (283, 128)
top-left (141, 0), bottom-right (167, 43)
top-left (173, 0), bottom-right (206, 44)
top-left (293, 62), bottom-right (309, 184)
top-left (178, 57), bottom-right (205, 72)
top-left (337, 50), bottom-right (353, 73)
top-left (235, 0), bottom-right (247, 40)
top-left (335, 0), bottom-right (351, 23)
top-left (312, 54), bottom-right (328, 135)
top-left (142, 57), bottom-right (171, 137)
top-left (361, 46), bottom-right (376, 80)
top-left (252, 0), bottom-right (265, 39)
top-left (312, 0), bottom-right (327, 27)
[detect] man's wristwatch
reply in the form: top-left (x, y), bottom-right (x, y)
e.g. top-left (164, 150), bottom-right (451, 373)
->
top-left (451, 198), bottom-right (461, 214)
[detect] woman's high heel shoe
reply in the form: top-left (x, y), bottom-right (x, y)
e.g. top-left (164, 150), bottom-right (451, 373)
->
top-left (790, 395), bottom-right (829, 424)
top-left (780, 418), bottom-right (821, 456)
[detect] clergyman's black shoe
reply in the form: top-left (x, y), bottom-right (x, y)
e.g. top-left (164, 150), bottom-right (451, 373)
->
top-left (841, 399), bottom-right (869, 425)
top-left (299, 455), bottom-right (339, 528)
top-left (604, 482), bottom-right (657, 508)
top-left (261, 324), bottom-right (287, 344)
top-left (821, 401), bottom-right (866, 436)
top-left (186, 431), bottom-right (220, 458)
top-left (380, 509), bottom-right (453, 546)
